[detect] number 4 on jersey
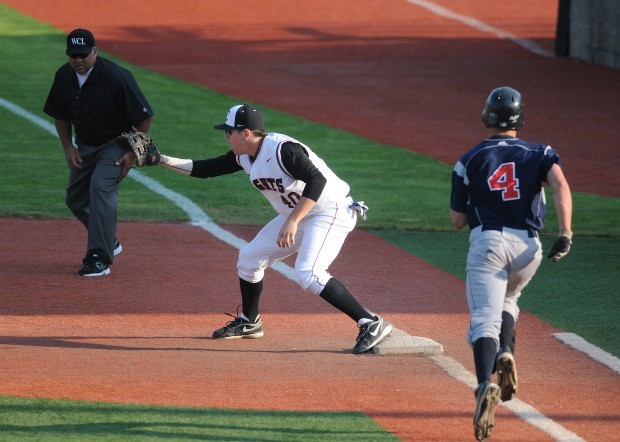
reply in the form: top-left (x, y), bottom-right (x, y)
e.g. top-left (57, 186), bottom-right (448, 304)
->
top-left (487, 162), bottom-right (520, 200)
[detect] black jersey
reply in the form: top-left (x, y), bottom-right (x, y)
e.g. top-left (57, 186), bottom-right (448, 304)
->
top-left (43, 56), bottom-right (153, 146)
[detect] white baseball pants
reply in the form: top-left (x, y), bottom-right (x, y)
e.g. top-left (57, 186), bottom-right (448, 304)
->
top-left (237, 197), bottom-right (356, 295)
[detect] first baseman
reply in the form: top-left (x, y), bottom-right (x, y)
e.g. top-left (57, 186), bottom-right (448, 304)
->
top-left (152, 104), bottom-right (392, 353)
top-left (449, 87), bottom-right (573, 440)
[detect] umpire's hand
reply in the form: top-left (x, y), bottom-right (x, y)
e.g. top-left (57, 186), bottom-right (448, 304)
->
top-left (116, 151), bottom-right (137, 182)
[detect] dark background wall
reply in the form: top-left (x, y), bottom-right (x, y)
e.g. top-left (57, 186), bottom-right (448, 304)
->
top-left (556, 0), bottom-right (620, 69)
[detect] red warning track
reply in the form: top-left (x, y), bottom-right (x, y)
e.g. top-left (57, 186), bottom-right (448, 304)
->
top-left (1, 1), bottom-right (619, 441)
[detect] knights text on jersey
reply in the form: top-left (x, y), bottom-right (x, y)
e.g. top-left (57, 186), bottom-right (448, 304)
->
top-left (237, 133), bottom-right (350, 216)
top-left (450, 135), bottom-right (560, 231)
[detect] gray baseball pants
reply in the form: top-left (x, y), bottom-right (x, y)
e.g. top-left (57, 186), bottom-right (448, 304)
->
top-left (65, 138), bottom-right (127, 264)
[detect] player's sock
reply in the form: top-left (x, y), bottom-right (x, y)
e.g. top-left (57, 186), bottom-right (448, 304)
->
top-left (240, 278), bottom-right (263, 323)
top-left (499, 311), bottom-right (516, 353)
top-left (473, 338), bottom-right (497, 384)
top-left (319, 278), bottom-right (374, 322)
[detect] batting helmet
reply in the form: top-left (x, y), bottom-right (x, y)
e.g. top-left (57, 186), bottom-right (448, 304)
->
top-left (481, 86), bottom-right (524, 130)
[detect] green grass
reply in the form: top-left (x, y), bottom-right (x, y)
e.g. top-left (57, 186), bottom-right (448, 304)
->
top-left (0, 4), bottom-right (618, 439)
top-left (0, 396), bottom-right (396, 441)
top-left (2, 6), bottom-right (618, 234)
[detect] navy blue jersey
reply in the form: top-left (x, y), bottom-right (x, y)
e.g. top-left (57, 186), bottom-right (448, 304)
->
top-left (450, 135), bottom-right (560, 231)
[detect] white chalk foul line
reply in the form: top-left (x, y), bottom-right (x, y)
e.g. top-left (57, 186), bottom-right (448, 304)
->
top-left (554, 332), bottom-right (620, 375)
top-left (429, 354), bottom-right (585, 442)
top-left (2, 96), bottom-right (594, 440)
top-left (406, 0), bottom-right (555, 58)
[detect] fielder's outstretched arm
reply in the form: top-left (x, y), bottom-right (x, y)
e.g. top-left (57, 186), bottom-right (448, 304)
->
top-left (159, 150), bottom-right (242, 178)
top-left (160, 154), bottom-right (194, 176)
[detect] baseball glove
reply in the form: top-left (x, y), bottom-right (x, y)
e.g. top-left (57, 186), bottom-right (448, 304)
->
top-left (116, 128), bottom-right (160, 167)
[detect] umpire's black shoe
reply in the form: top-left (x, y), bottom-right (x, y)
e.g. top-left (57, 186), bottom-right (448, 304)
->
top-left (78, 253), bottom-right (110, 277)
top-left (473, 381), bottom-right (501, 441)
top-left (496, 348), bottom-right (518, 401)
top-left (113, 239), bottom-right (123, 257)
top-left (352, 315), bottom-right (393, 354)
top-left (212, 314), bottom-right (264, 339)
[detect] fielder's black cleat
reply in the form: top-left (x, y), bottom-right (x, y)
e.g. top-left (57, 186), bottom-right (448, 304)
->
top-left (353, 315), bottom-right (392, 354)
top-left (212, 312), bottom-right (264, 339)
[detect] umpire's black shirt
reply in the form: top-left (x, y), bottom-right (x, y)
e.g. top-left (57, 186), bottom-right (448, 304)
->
top-left (44, 56), bottom-right (154, 146)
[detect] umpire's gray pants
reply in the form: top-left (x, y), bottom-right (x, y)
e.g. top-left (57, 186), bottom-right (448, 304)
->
top-left (65, 138), bottom-right (127, 264)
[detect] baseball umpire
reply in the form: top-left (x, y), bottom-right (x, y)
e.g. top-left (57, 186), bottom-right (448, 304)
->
top-left (449, 87), bottom-right (573, 440)
top-left (150, 103), bottom-right (392, 353)
top-left (43, 29), bottom-right (154, 276)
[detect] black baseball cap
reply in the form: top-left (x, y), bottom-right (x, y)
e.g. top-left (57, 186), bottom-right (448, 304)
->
top-left (214, 104), bottom-right (264, 131)
top-left (66, 28), bottom-right (96, 55)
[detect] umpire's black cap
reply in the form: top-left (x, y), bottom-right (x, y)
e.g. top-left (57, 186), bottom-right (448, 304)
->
top-left (66, 29), bottom-right (96, 55)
